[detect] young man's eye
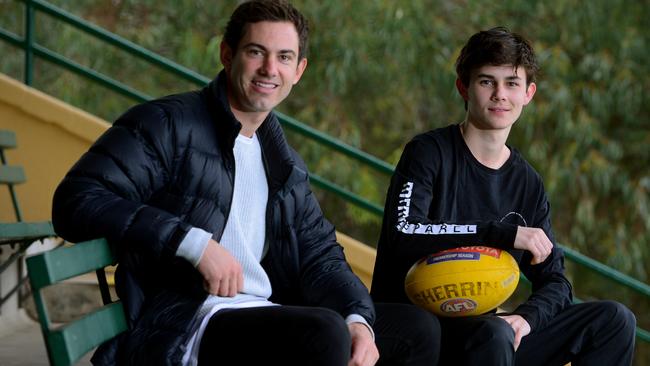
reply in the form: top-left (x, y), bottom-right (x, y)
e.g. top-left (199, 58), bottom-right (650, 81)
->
top-left (247, 49), bottom-right (263, 57)
top-left (279, 54), bottom-right (292, 63)
top-left (508, 81), bottom-right (520, 87)
top-left (479, 80), bottom-right (494, 86)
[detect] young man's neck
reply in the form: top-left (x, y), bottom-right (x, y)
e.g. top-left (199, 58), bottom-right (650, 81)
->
top-left (459, 121), bottom-right (511, 170)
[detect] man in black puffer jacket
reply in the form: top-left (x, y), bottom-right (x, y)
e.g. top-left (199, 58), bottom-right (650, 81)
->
top-left (52, 1), bottom-right (440, 365)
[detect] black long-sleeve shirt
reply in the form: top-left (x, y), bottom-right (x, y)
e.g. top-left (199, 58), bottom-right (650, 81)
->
top-left (371, 124), bottom-right (572, 332)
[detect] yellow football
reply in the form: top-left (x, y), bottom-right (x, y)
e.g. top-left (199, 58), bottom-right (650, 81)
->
top-left (404, 246), bottom-right (519, 317)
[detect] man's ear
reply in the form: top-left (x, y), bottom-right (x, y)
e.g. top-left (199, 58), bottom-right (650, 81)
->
top-left (523, 82), bottom-right (537, 106)
top-left (292, 58), bottom-right (308, 85)
top-left (455, 78), bottom-right (468, 101)
top-left (220, 41), bottom-right (232, 71)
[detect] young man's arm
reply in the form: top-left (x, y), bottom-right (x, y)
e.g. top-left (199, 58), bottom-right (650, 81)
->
top-left (511, 191), bottom-right (573, 331)
top-left (381, 135), bottom-right (519, 262)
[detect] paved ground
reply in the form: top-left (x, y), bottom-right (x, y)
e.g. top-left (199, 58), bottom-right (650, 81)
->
top-left (0, 310), bottom-right (93, 366)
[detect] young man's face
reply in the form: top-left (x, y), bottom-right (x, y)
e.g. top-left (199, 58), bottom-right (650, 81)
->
top-left (457, 64), bottom-right (536, 131)
top-left (221, 21), bottom-right (307, 118)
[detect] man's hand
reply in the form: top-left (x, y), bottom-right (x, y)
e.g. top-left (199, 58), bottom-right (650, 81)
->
top-left (348, 322), bottom-right (379, 366)
top-left (498, 314), bottom-right (531, 351)
top-left (196, 239), bottom-right (243, 297)
top-left (513, 226), bottom-right (552, 264)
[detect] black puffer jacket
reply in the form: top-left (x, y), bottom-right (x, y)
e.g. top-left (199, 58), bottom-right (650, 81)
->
top-left (52, 71), bottom-right (374, 365)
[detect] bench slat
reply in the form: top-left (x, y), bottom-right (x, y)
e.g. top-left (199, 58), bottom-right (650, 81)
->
top-left (26, 238), bottom-right (113, 289)
top-left (48, 302), bottom-right (127, 366)
top-left (0, 222), bottom-right (55, 245)
top-left (0, 165), bottom-right (26, 184)
top-left (0, 130), bottom-right (17, 149)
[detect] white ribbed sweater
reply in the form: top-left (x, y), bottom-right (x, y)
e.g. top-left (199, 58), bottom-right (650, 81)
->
top-left (177, 133), bottom-right (275, 365)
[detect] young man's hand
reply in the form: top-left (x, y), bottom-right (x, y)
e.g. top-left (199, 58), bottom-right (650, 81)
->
top-left (498, 314), bottom-right (531, 351)
top-left (197, 239), bottom-right (243, 297)
top-left (348, 322), bottom-right (379, 366)
top-left (513, 226), bottom-right (552, 264)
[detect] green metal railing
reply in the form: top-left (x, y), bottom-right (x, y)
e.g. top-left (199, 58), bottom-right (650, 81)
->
top-left (1, 0), bottom-right (648, 343)
top-left (0, 0), bottom-right (388, 216)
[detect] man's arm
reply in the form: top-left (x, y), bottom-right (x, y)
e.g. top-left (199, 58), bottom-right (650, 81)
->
top-left (177, 228), bottom-right (244, 297)
top-left (348, 322), bottom-right (379, 366)
top-left (291, 178), bottom-right (378, 365)
top-left (52, 103), bottom-right (190, 261)
top-left (295, 186), bottom-right (375, 322)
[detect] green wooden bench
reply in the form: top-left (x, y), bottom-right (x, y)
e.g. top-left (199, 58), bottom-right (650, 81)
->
top-left (26, 238), bottom-right (127, 366)
top-left (1, 129), bottom-right (127, 365)
top-left (0, 129), bottom-right (56, 310)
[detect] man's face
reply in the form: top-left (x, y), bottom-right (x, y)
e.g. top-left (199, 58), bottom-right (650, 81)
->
top-left (457, 64), bottom-right (536, 131)
top-left (221, 21), bottom-right (307, 118)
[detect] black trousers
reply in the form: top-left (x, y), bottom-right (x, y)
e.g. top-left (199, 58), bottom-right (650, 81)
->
top-left (438, 300), bottom-right (636, 366)
top-left (198, 302), bottom-right (440, 366)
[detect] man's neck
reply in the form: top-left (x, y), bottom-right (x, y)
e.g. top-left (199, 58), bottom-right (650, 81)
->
top-left (231, 108), bottom-right (269, 138)
top-left (459, 121), bottom-right (511, 170)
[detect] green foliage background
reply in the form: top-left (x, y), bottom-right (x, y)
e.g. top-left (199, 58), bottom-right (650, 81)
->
top-left (1, 0), bottom-right (648, 362)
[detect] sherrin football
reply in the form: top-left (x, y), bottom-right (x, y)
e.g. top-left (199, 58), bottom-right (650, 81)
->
top-left (404, 246), bottom-right (519, 317)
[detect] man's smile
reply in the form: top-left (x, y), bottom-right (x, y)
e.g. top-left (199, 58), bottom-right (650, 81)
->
top-left (252, 80), bottom-right (279, 90)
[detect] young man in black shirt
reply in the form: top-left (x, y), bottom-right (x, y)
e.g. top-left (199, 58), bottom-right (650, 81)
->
top-left (371, 27), bottom-right (636, 365)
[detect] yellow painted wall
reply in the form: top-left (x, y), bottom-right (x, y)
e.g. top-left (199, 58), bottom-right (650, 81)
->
top-left (0, 73), bottom-right (377, 287)
top-left (0, 73), bottom-right (110, 222)
top-left (337, 232), bottom-right (376, 289)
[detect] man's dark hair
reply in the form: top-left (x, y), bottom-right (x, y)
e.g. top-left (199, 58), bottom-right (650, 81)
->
top-left (224, 0), bottom-right (309, 60)
top-left (455, 27), bottom-right (539, 86)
